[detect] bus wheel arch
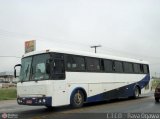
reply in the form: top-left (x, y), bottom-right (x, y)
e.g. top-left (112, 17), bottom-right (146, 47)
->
top-left (70, 88), bottom-right (87, 108)
top-left (137, 85), bottom-right (141, 94)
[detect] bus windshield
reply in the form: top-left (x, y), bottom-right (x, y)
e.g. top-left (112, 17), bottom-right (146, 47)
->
top-left (19, 57), bottom-right (32, 82)
top-left (19, 54), bottom-right (50, 82)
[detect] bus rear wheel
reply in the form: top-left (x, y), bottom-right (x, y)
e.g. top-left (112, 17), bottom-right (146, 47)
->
top-left (155, 98), bottom-right (159, 102)
top-left (133, 86), bottom-right (140, 99)
top-left (71, 90), bottom-right (84, 108)
top-left (45, 106), bottom-right (54, 109)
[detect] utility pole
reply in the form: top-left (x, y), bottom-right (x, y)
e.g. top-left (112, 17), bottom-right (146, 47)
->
top-left (90, 45), bottom-right (101, 53)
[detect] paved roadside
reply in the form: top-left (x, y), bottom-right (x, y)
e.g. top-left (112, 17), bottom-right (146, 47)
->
top-left (0, 100), bottom-right (16, 107)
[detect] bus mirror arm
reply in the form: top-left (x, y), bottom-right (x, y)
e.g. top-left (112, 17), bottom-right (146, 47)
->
top-left (14, 64), bottom-right (21, 78)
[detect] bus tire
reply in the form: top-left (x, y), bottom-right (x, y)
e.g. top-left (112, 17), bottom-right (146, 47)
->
top-left (133, 86), bottom-right (140, 99)
top-left (70, 90), bottom-right (84, 108)
top-left (155, 98), bottom-right (159, 102)
top-left (45, 106), bottom-right (54, 109)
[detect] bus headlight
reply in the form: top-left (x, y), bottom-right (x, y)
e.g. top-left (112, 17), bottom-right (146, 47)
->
top-left (43, 99), bottom-right (46, 103)
top-left (38, 99), bottom-right (42, 103)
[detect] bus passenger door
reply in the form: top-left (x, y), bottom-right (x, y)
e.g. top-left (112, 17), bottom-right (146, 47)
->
top-left (49, 53), bottom-right (66, 80)
top-left (50, 54), bottom-right (67, 105)
top-left (52, 59), bottom-right (65, 80)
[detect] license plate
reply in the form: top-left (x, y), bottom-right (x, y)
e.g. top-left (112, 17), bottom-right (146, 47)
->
top-left (26, 100), bottom-right (32, 104)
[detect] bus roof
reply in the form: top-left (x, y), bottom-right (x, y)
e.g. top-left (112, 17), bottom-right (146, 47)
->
top-left (23, 49), bottom-right (149, 64)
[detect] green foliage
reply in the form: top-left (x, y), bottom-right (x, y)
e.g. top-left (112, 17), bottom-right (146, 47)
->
top-left (152, 78), bottom-right (160, 90)
top-left (0, 88), bottom-right (17, 100)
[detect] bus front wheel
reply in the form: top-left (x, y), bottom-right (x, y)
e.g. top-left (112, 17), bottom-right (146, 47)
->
top-left (70, 90), bottom-right (84, 108)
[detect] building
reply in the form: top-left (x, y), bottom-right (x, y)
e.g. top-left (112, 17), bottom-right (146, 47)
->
top-left (0, 72), bottom-right (17, 88)
top-left (0, 72), bottom-right (15, 83)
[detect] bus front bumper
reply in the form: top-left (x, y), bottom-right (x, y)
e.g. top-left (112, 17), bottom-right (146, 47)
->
top-left (17, 96), bottom-right (52, 106)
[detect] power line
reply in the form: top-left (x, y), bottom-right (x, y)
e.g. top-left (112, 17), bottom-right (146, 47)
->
top-left (0, 56), bottom-right (21, 58)
top-left (0, 28), bottom-right (160, 60)
top-left (100, 46), bottom-right (160, 60)
top-left (0, 28), bottom-right (90, 48)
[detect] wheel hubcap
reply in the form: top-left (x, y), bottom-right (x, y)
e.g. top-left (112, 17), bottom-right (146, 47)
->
top-left (74, 91), bottom-right (82, 105)
top-left (135, 88), bottom-right (139, 97)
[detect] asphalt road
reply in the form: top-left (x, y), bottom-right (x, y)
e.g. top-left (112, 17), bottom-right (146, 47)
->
top-left (0, 92), bottom-right (160, 119)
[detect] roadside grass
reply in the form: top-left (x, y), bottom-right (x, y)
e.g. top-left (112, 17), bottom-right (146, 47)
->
top-left (151, 78), bottom-right (160, 90)
top-left (0, 88), bottom-right (17, 100)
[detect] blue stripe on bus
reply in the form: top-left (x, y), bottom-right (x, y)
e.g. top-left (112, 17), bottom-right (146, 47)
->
top-left (86, 74), bottom-right (150, 103)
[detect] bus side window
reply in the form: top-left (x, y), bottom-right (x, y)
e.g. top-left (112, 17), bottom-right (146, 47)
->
top-left (133, 63), bottom-right (141, 73)
top-left (72, 56), bottom-right (85, 71)
top-left (65, 55), bottom-right (73, 70)
top-left (143, 64), bottom-right (149, 74)
top-left (113, 61), bottom-right (123, 73)
top-left (65, 55), bottom-right (85, 71)
top-left (124, 62), bottom-right (133, 73)
top-left (73, 56), bottom-right (85, 71)
top-left (104, 59), bottom-right (113, 72)
top-left (67, 63), bottom-right (72, 69)
top-left (86, 57), bottom-right (100, 72)
top-left (140, 64), bottom-right (144, 73)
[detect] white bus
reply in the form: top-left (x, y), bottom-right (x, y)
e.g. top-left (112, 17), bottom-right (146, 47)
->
top-left (14, 49), bottom-right (150, 108)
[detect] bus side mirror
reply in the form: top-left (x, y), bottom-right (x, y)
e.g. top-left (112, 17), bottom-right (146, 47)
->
top-left (14, 64), bottom-right (21, 78)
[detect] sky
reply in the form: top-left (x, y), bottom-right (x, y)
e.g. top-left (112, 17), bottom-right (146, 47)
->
top-left (0, 0), bottom-right (160, 76)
